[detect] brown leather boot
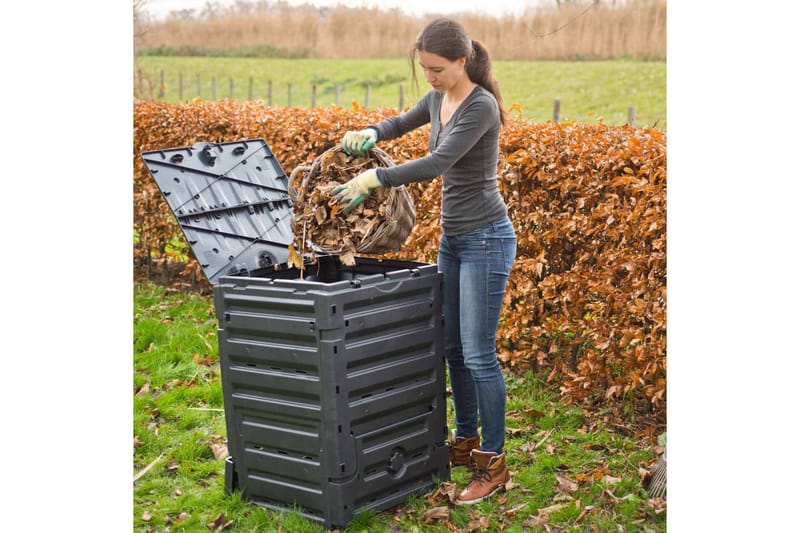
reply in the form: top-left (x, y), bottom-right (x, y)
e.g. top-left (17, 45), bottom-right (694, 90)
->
top-left (455, 450), bottom-right (511, 505)
top-left (449, 429), bottom-right (480, 469)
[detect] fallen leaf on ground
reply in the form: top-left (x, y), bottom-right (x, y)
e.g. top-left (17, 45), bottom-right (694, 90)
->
top-left (209, 442), bottom-right (229, 460)
top-left (647, 497), bottom-right (667, 514)
top-left (537, 502), bottom-right (567, 517)
top-left (427, 481), bottom-right (458, 504)
top-left (555, 473), bottom-right (579, 494)
top-left (208, 512), bottom-right (234, 531)
top-left (524, 407), bottom-right (544, 419)
top-left (505, 502), bottom-right (528, 517)
top-left (467, 516), bottom-right (489, 531)
top-left (136, 382), bottom-right (150, 398)
top-left (193, 353), bottom-right (215, 366)
top-left (142, 511), bottom-right (152, 521)
top-left (422, 506), bottom-right (449, 524)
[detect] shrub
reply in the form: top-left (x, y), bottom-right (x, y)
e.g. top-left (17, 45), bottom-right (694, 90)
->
top-left (133, 100), bottom-right (666, 425)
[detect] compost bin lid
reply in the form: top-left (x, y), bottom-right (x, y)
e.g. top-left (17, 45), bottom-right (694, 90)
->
top-left (141, 139), bottom-right (293, 285)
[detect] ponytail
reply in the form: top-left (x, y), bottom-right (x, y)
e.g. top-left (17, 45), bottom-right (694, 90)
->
top-left (466, 39), bottom-right (508, 127)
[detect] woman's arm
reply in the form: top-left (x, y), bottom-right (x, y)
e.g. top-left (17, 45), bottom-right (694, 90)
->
top-left (377, 93), bottom-right (496, 187)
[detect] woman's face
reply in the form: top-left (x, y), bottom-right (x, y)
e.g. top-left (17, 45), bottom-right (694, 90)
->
top-left (418, 50), bottom-right (467, 93)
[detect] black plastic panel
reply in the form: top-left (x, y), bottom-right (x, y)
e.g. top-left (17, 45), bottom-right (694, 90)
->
top-left (214, 256), bottom-right (449, 528)
top-left (141, 139), bottom-right (293, 284)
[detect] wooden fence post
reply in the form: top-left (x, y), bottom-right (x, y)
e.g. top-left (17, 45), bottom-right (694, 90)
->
top-left (159, 69), bottom-right (165, 98)
top-left (229, 77), bottom-right (234, 99)
top-left (627, 106), bottom-right (636, 125)
top-left (311, 83), bottom-right (317, 108)
top-left (398, 83), bottom-right (404, 111)
top-left (553, 98), bottom-right (560, 123)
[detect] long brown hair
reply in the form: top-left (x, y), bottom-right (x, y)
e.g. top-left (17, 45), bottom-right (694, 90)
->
top-left (408, 17), bottom-right (508, 126)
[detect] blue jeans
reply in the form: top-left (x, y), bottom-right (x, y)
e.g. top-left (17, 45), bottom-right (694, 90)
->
top-left (438, 215), bottom-right (517, 454)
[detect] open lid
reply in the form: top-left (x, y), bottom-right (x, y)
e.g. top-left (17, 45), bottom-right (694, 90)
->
top-left (141, 139), bottom-right (294, 285)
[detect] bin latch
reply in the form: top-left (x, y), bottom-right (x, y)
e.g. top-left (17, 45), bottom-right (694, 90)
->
top-left (350, 279), bottom-right (362, 288)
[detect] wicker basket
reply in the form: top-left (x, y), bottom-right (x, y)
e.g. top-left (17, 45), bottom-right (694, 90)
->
top-left (289, 145), bottom-right (416, 255)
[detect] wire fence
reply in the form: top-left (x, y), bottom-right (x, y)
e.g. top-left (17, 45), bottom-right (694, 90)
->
top-left (136, 69), bottom-right (640, 126)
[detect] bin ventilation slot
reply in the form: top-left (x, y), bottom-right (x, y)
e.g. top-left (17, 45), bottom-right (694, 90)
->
top-left (348, 369), bottom-right (435, 403)
top-left (245, 443), bottom-right (319, 463)
top-left (347, 344), bottom-right (432, 373)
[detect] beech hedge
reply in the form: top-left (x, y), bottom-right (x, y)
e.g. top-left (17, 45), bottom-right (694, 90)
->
top-left (133, 99), bottom-right (666, 424)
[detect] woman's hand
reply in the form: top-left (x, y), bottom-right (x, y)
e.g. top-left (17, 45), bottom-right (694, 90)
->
top-left (332, 169), bottom-right (382, 214)
top-left (341, 129), bottom-right (377, 155)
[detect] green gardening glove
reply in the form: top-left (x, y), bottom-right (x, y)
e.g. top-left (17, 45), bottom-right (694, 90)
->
top-left (332, 169), bottom-right (383, 214)
top-left (341, 128), bottom-right (377, 155)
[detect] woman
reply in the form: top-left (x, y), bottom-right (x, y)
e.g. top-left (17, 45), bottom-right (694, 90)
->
top-left (332, 17), bottom-right (517, 505)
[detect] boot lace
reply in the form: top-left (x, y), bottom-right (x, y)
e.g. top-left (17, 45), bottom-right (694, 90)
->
top-left (467, 466), bottom-right (492, 486)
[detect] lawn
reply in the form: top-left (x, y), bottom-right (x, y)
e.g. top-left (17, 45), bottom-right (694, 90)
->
top-left (133, 282), bottom-right (666, 532)
top-left (133, 57), bottom-right (666, 128)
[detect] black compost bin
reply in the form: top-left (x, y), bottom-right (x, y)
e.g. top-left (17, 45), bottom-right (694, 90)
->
top-left (141, 139), bottom-right (449, 529)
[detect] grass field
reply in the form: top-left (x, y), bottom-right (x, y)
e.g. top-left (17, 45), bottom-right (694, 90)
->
top-left (134, 57), bottom-right (666, 128)
top-left (134, 282), bottom-right (666, 532)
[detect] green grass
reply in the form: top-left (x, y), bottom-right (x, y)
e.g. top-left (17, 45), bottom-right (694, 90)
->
top-left (133, 57), bottom-right (666, 128)
top-left (133, 282), bottom-right (666, 532)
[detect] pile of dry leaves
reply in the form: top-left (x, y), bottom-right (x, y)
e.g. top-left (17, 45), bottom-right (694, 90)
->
top-left (289, 146), bottom-right (414, 266)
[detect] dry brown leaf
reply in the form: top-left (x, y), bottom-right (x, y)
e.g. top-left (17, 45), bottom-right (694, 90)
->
top-left (136, 382), bottom-right (150, 398)
top-left (647, 497), bottom-right (667, 514)
top-left (505, 502), bottom-right (528, 517)
top-left (422, 506), bottom-right (449, 524)
top-left (467, 516), bottom-right (490, 531)
top-left (209, 442), bottom-right (229, 460)
top-left (207, 513), bottom-right (234, 531)
top-left (537, 502), bottom-right (567, 516)
top-left (555, 473), bottom-right (579, 494)
top-left (427, 481), bottom-right (458, 504)
top-left (340, 249), bottom-right (356, 267)
top-left (287, 244), bottom-right (304, 269)
top-left (193, 353), bottom-right (215, 366)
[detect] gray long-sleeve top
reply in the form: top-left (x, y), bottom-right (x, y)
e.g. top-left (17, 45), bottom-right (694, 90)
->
top-left (368, 85), bottom-right (508, 236)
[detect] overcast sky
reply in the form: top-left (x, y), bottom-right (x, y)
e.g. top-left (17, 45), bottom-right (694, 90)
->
top-left (143, 0), bottom-right (550, 19)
